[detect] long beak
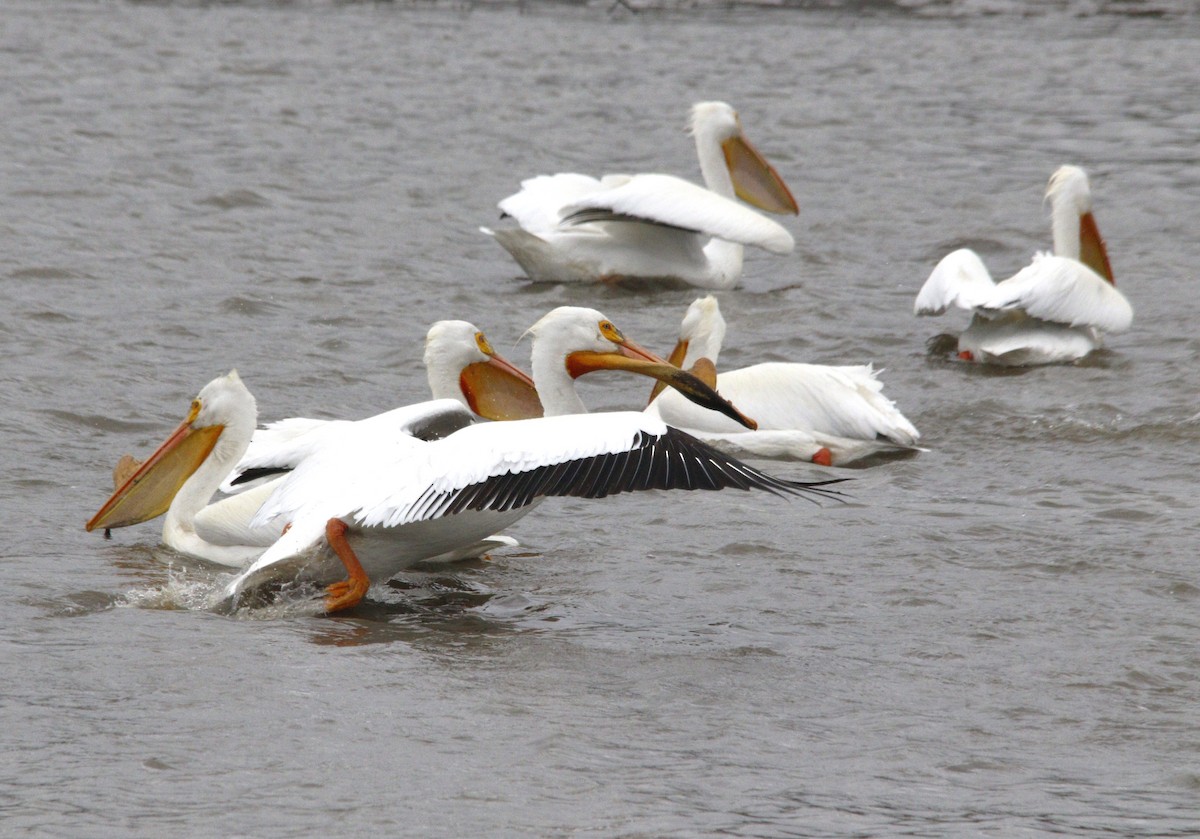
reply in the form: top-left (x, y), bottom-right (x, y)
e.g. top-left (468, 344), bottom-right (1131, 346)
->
top-left (1079, 211), bottom-right (1115, 284)
top-left (647, 338), bottom-right (691, 404)
top-left (567, 339), bottom-right (757, 430)
top-left (459, 354), bottom-right (544, 421)
top-left (722, 135), bottom-right (799, 215)
top-left (86, 414), bottom-right (224, 532)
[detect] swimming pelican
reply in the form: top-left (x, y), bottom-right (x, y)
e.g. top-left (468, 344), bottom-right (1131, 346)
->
top-left (643, 296), bottom-right (921, 465)
top-left (915, 165), bottom-right (1133, 366)
top-left (219, 307), bottom-right (840, 613)
top-left (482, 101), bottom-right (799, 289)
top-left (85, 371), bottom-right (283, 566)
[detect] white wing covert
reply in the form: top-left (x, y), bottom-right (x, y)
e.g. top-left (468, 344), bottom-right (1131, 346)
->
top-left (982, 253), bottom-right (1133, 333)
top-left (915, 248), bottom-right (996, 316)
top-left (498, 174), bottom-right (610, 234)
top-left (559, 174), bottom-right (795, 254)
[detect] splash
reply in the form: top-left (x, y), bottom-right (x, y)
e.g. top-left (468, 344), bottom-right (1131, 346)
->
top-left (116, 565), bottom-right (225, 612)
top-left (116, 564), bottom-right (326, 618)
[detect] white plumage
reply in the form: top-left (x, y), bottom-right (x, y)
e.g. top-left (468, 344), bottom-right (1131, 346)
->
top-left (915, 165), bottom-right (1132, 366)
top-left (644, 296), bottom-right (921, 465)
top-left (483, 102), bottom-right (799, 289)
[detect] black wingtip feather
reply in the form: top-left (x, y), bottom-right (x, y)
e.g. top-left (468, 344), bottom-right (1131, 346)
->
top-left (412, 424), bottom-right (848, 523)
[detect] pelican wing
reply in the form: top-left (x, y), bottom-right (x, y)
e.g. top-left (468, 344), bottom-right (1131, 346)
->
top-left (218, 416), bottom-right (330, 492)
top-left (362, 412), bottom-right (841, 528)
top-left (559, 174), bottom-right (795, 255)
top-left (221, 399), bottom-right (475, 493)
top-left (915, 249), bottom-right (997, 316)
top-left (497, 173), bottom-right (616, 235)
top-left (250, 411), bottom-right (841, 536)
top-left (984, 253), bottom-right (1133, 333)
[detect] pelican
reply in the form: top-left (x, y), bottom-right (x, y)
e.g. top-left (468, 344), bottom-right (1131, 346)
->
top-left (85, 371), bottom-right (283, 566)
top-left (915, 165), bottom-right (1133, 366)
top-left (482, 101), bottom-right (799, 289)
top-left (642, 296), bottom-right (921, 466)
top-left (217, 307), bottom-right (841, 613)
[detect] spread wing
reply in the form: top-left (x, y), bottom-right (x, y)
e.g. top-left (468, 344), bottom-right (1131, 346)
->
top-left (915, 248), bottom-right (997, 316)
top-left (984, 253), bottom-right (1133, 333)
top-left (558, 174), bottom-right (794, 254)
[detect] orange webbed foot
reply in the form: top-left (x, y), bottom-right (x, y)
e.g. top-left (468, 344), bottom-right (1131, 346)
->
top-left (322, 518), bottom-right (370, 613)
top-left (811, 447), bottom-right (834, 467)
top-left (324, 577), bottom-right (370, 613)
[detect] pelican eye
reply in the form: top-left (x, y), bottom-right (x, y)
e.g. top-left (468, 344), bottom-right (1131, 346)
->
top-left (598, 320), bottom-right (625, 344)
top-left (186, 399), bottom-right (202, 424)
top-left (474, 332), bottom-right (494, 357)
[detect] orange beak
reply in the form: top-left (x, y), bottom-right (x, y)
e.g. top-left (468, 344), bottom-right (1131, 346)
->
top-left (722, 134), bottom-right (799, 216)
top-left (567, 337), bottom-right (757, 430)
top-left (86, 405), bottom-right (224, 532)
top-left (459, 352), bottom-right (544, 421)
top-left (647, 337), bottom-right (691, 405)
top-left (1079, 211), bottom-right (1115, 284)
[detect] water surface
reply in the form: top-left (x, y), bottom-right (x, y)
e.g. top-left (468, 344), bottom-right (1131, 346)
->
top-left (2, 1), bottom-right (1198, 835)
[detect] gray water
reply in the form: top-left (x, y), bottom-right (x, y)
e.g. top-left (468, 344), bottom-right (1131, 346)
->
top-left (3, 1), bottom-right (1199, 835)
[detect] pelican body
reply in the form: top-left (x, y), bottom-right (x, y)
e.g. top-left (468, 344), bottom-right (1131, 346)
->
top-left (484, 102), bottom-right (799, 289)
top-left (221, 308), bottom-right (835, 611)
top-left (644, 296), bottom-right (921, 466)
top-left (915, 165), bottom-right (1132, 366)
top-left (221, 404), bottom-right (837, 610)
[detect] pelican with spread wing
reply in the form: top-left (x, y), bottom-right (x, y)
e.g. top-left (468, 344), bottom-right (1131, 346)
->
top-left (915, 165), bottom-right (1132, 366)
top-left (88, 310), bottom-right (841, 614)
top-left (221, 307), bottom-right (840, 612)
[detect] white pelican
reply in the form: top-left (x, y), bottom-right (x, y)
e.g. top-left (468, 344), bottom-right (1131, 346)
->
top-left (85, 371), bottom-right (283, 566)
top-left (915, 165), bottom-right (1133, 366)
top-left (482, 101), bottom-right (799, 289)
top-left (642, 296), bottom-right (921, 466)
top-left (217, 307), bottom-right (840, 613)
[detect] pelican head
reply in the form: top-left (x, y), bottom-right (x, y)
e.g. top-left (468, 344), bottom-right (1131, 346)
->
top-left (528, 306), bottom-right (756, 429)
top-left (86, 371), bottom-right (256, 532)
top-left (1046, 165), bottom-right (1092, 214)
top-left (676, 295), bottom-right (727, 366)
top-left (424, 320), bottom-right (542, 421)
top-left (646, 295), bottom-right (728, 406)
top-left (690, 101), bottom-right (798, 216)
top-left (1046, 164), bottom-right (1114, 284)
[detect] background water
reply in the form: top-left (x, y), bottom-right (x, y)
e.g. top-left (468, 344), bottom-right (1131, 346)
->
top-left (2, 1), bottom-right (1199, 835)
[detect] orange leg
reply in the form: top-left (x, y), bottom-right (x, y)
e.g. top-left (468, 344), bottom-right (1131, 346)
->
top-left (811, 447), bottom-right (834, 468)
top-left (323, 518), bottom-right (370, 613)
